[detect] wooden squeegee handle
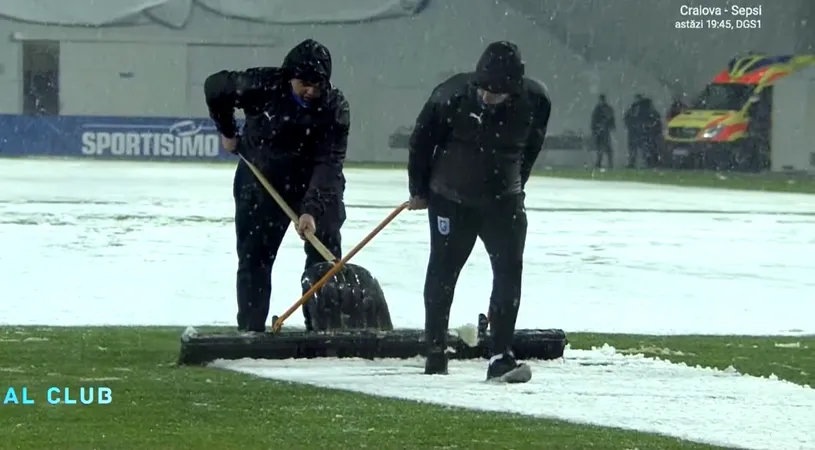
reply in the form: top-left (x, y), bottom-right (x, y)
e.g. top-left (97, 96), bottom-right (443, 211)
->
top-left (238, 153), bottom-right (337, 263)
top-left (271, 201), bottom-right (409, 332)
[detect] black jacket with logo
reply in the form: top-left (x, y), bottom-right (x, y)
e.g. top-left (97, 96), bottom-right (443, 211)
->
top-left (407, 72), bottom-right (551, 206)
top-left (203, 39), bottom-right (349, 219)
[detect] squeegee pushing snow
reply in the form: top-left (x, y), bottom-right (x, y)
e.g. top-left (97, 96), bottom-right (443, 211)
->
top-left (178, 156), bottom-right (567, 366)
top-left (237, 152), bottom-right (398, 334)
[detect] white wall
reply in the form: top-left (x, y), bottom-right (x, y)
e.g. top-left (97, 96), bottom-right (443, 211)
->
top-left (60, 42), bottom-right (188, 116)
top-left (0, 0), bottom-right (810, 163)
top-left (771, 66), bottom-right (815, 172)
top-left (505, 0), bottom-right (808, 94)
top-left (0, 41), bottom-right (21, 113)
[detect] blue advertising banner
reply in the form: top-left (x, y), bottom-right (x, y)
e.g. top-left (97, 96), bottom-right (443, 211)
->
top-left (0, 114), bottom-right (240, 162)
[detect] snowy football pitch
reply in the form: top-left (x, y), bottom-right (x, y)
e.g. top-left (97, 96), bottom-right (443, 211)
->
top-left (1, 159), bottom-right (814, 450)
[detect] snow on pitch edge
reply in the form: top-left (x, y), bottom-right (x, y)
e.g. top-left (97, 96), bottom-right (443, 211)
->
top-left (211, 345), bottom-right (815, 450)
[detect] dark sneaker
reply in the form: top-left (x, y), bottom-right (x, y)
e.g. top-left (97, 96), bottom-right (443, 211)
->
top-left (424, 350), bottom-right (449, 375)
top-left (486, 352), bottom-right (531, 383)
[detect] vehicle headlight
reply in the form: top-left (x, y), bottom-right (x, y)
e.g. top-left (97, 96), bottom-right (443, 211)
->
top-left (701, 124), bottom-right (724, 138)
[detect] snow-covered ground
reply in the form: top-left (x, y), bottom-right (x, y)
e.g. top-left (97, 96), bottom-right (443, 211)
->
top-left (2, 159), bottom-right (814, 450)
top-left (214, 347), bottom-right (815, 450)
top-left (2, 159), bottom-right (813, 334)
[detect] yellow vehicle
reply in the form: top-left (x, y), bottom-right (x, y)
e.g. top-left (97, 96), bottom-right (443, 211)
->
top-left (664, 53), bottom-right (815, 170)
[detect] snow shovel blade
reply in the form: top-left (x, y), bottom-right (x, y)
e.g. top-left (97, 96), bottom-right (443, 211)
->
top-left (300, 261), bottom-right (394, 332)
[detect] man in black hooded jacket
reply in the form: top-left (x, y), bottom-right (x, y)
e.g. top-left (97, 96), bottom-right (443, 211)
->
top-left (203, 39), bottom-right (350, 334)
top-left (407, 41), bottom-right (552, 383)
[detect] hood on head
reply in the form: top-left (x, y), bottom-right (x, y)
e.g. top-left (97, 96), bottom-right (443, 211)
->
top-left (475, 41), bottom-right (525, 95)
top-left (282, 39), bottom-right (332, 89)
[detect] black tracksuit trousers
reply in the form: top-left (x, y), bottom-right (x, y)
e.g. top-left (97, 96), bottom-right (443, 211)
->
top-left (423, 192), bottom-right (528, 357)
top-left (233, 163), bottom-right (344, 332)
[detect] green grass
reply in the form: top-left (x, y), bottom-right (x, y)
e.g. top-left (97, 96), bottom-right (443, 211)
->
top-left (2, 327), bottom-right (812, 449)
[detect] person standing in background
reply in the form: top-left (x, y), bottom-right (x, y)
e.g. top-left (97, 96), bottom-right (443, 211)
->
top-left (624, 94), bottom-right (646, 168)
top-left (639, 97), bottom-right (664, 168)
top-left (666, 95), bottom-right (685, 121)
top-left (590, 94), bottom-right (616, 169)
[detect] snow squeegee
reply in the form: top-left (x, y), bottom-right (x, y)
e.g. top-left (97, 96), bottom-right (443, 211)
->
top-left (177, 155), bottom-right (567, 366)
top-left (178, 313), bottom-right (567, 365)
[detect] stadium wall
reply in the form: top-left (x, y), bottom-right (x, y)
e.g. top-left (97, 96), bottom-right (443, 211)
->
top-left (0, 114), bottom-right (592, 168)
top-left (503, 0), bottom-right (812, 94)
top-left (0, 0), bottom-right (810, 166)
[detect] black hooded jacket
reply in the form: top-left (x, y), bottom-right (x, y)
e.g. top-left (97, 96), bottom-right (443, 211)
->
top-left (407, 42), bottom-right (552, 206)
top-left (203, 39), bottom-right (349, 219)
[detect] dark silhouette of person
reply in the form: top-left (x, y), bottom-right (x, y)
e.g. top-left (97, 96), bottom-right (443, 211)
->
top-left (590, 94), bottom-right (616, 168)
top-left (666, 96), bottom-right (685, 122)
top-left (624, 95), bottom-right (646, 168)
top-left (639, 98), bottom-right (664, 168)
top-left (625, 95), bottom-right (664, 169)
